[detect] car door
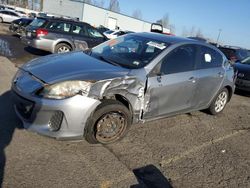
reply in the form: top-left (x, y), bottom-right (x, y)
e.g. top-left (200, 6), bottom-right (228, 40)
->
top-left (9, 12), bottom-right (20, 22)
top-left (192, 45), bottom-right (226, 108)
top-left (143, 44), bottom-right (198, 119)
top-left (70, 24), bottom-right (93, 50)
top-left (85, 25), bottom-right (106, 47)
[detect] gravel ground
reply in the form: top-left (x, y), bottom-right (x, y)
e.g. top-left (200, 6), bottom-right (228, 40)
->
top-left (0, 23), bottom-right (249, 188)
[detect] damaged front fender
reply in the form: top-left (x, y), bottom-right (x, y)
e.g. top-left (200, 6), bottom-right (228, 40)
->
top-left (88, 76), bottom-right (146, 123)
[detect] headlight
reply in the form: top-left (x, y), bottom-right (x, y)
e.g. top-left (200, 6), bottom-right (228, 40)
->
top-left (37, 81), bottom-right (93, 99)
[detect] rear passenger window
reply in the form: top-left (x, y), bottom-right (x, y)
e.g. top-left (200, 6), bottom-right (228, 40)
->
top-left (87, 27), bottom-right (104, 38)
top-left (198, 46), bottom-right (223, 69)
top-left (161, 44), bottom-right (197, 74)
top-left (47, 22), bottom-right (71, 32)
top-left (71, 24), bottom-right (88, 36)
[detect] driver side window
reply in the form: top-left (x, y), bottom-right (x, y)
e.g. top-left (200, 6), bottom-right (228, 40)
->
top-left (161, 44), bottom-right (197, 75)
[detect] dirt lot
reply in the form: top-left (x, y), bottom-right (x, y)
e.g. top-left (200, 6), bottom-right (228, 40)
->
top-left (0, 23), bottom-right (249, 188)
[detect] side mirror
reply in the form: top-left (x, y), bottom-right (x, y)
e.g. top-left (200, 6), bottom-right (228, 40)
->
top-left (148, 62), bottom-right (162, 77)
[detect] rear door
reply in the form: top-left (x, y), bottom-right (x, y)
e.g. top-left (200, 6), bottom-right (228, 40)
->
top-left (192, 45), bottom-right (225, 108)
top-left (71, 24), bottom-right (106, 50)
top-left (143, 44), bottom-right (198, 119)
top-left (46, 20), bottom-right (72, 40)
top-left (86, 25), bottom-right (106, 47)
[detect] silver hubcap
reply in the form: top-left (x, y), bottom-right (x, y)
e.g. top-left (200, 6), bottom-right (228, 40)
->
top-left (215, 91), bottom-right (228, 112)
top-left (57, 46), bottom-right (70, 53)
top-left (96, 112), bottom-right (126, 143)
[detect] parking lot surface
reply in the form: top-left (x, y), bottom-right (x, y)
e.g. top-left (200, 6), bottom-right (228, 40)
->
top-left (0, 23), bottom-right (249, 188)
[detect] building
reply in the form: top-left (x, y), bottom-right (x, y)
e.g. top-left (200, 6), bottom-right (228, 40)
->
top-left (43, 0), bottom-right (170, 33)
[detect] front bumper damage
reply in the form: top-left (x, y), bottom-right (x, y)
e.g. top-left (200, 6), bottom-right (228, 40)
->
top-left (11, 67), bottom-right (146, 140)
top-left (12, 85), bottom-right (101, 140)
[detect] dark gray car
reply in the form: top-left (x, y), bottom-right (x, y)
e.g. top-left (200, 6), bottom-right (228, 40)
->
top-left (12, 33), bottom-right (236, 144)
top-left (22, 17), bottom-right (107, 53)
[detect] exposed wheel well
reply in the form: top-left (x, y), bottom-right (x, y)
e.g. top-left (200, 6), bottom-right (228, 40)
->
top-left (224, 86), bottom-right (233, 102)
top-left (55, 41), bottom-right (73, 50)
top-left (100, 94), bottom-right (133, 115)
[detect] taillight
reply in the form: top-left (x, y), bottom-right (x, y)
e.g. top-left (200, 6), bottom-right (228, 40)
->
top-left (36, 28), bottom-right (48, 37)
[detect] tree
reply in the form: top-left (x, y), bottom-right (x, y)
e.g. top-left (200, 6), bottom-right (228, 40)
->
top-left (196, 28), bottom-right (204, 38)
top-left (84, 0), bottom-right (92, 4)
top-left (92, 0), bottom-right (104, 8)
top-left (132, 9), bottom-right (142, 19)
top-left (157, 14), bottom-right (170, 28)
top-left (108, 0), bottom-right (120, 12)
top-left (157, 13), bottom-right (176, 34)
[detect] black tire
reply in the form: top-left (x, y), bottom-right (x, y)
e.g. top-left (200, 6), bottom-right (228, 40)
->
top-left (84, 100), bottom-right (132, 144)
top-left (0, 17), bottom-right (3, 23)
top-left (208, 88), bottom-right (229, 115)
top-left (55, 43), bottom-right (72, 53)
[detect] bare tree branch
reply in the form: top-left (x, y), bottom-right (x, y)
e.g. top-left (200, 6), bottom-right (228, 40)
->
top-left (132, 9), bottom-right (142, 19)
top-left (108, 0), bottom-right (120, 12)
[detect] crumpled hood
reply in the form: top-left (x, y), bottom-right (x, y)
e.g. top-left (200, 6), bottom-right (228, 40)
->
top-left (22, 51), bottom-right (130, 84)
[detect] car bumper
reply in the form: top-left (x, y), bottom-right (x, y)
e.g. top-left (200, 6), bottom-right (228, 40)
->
top-left (235, 78), bottom-right (250, 92)
top-left (11, 89), bottom-right (101, 140)
top-left (21, 37), bottom-right (54, 53)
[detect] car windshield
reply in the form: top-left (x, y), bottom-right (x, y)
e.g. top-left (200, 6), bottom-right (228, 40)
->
top-left (91, 35), bottom-right (168, 69)
top-left (29, 18), bottom-right (46, 27)
top-left (241, 56), bottom-right (250, 64)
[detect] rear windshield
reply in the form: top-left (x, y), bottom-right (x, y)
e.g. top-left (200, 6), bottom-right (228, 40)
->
top-left (29, 18), bottom-right (46, 27)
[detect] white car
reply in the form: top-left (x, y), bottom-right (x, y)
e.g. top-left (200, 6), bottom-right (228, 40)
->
top-left (0, 10), bottom-right (21, 23)
top-left (103, 30), bottom-right (125, 39)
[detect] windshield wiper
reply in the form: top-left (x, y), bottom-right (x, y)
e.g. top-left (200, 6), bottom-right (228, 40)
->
top-left (98, 55), bottom-right (121, 67)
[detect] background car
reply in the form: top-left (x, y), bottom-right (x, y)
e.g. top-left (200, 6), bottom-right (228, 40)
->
top-left (97, 25), bottom-right (109, 34)
top-left (15, 10), bottom-right (27, 17)
top-left (22, 17), bottom-right (108, 53)
top-left (9, 17), bottom-right (33, 36)
top-left (103, 30), bottom-right (125, 39)
top-left (233, 56), bottom-right (250, 91)
top-left (0, 10), bottom-right (21, 23)
top-left (12, 33), bottom-right (235, 144)
top-left (219, 46), bottom-right (250, 62)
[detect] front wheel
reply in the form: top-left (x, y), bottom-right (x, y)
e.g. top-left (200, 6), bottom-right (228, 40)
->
top-left (84, 100), bottom-right (132, 144)
top-left (208, 88), bottom-right (229, 115)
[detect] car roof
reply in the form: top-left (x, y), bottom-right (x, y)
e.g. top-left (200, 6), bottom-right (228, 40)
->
top-left (0, 9), bottom-right (17, 13)
top-left (36, 16), bottom-right (90, 25)
top-left (131, 32), bottom-right (196, 45)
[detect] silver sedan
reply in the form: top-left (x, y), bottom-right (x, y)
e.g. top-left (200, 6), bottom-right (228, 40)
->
top-left (12, 32), bottom-right (235, 144)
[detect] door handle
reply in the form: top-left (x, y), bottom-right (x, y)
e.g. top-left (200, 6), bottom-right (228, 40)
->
top-left (156, 74), bottom-right (162, 83)
top-left (188, 77), bottom-right (196, 83)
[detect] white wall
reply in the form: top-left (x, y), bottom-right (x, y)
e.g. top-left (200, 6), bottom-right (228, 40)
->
top-left (42, 0), bottom-right (170, 33)
top-left (43, 0), bottom-right (83, 20)
top-left (83, 4), bottom-right (153, 32)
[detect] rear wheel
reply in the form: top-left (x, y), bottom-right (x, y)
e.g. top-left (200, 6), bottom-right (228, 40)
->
top-left (208, 88), bottom-right (229, 115)
top-left (55, 43), bottom-right (72, 53)
top-left (84, 100), bottom-right (132, 144)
